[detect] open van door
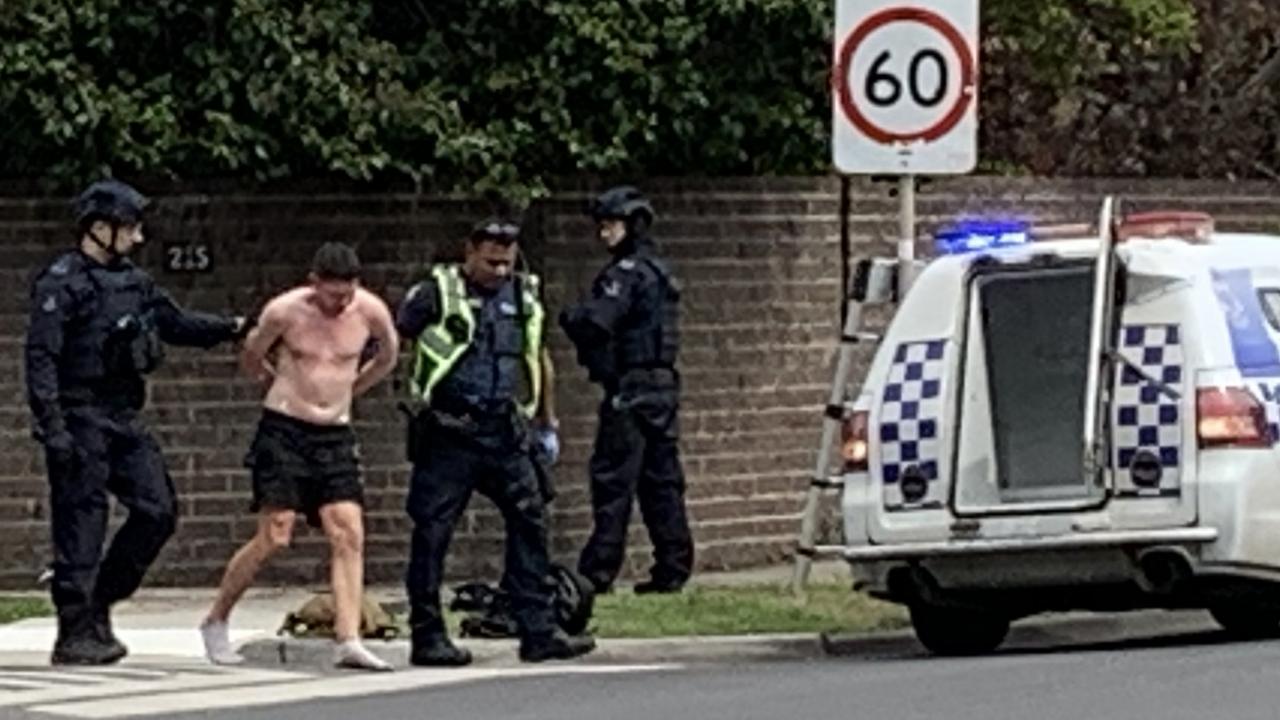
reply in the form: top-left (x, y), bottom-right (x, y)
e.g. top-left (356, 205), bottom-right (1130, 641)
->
top-left (1082, 195), bottom-right (1121, 499)
top-left (951, 200), bottom-right (1117, 515)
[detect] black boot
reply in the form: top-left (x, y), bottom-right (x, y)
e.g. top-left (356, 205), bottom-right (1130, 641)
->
top-left (633, 579), bottom-right (684, 595)
top-left (90, 605), bottom-right (128, 661)
top-left (51, 607), bottom-right (127, 666)
top-left (409, 627), bottom-right (472, 667)
top-left (519, 629), bottom-right (596, 663)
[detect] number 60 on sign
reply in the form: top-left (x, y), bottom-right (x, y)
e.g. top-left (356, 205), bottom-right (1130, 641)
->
top-left (831, 0), bottom-right (979, 175)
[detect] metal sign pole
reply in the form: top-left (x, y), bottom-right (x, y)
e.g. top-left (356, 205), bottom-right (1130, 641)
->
top-left (839, 175), bottom-right (852, 327)
top-left (897, 174), bottom-right (916, 297)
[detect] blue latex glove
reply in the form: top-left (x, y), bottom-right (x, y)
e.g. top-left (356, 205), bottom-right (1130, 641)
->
top-left (535, 427), bottom-right (561, 466)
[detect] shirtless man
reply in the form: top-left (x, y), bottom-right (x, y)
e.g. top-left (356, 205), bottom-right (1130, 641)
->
top-left (199, 242), bottom-right (399, 671)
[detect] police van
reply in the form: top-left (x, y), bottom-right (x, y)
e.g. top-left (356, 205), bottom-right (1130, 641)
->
top-left (838, 198), bottom-right (1280, 655)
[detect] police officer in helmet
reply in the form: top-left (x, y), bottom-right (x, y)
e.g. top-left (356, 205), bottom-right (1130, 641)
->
top-left (395, 214), bottom-right (596, 666)
top-left (24, 179), bottom-right (250, 665)
top-left (560, 185), bottom-right (694, 595)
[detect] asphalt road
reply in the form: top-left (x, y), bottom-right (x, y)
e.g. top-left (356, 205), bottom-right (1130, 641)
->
top-left (168, 626), bottom-right (1280, 720)
top-left (9, 616), bottom-right (1280, 720)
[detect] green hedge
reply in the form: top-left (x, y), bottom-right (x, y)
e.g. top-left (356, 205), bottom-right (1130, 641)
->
top-left (3, 0), bottom-right (1273, 196)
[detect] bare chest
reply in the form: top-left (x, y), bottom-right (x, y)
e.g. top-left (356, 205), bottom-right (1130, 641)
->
top-left (281, 312), bottom-right (369, 364)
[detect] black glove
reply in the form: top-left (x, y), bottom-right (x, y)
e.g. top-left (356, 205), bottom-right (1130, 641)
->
top-left (43, 430), bottom-right (75, 475)
top-left (230, 314), bottom-right (256, 341)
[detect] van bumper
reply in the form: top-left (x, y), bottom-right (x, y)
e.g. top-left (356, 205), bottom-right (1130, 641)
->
top-left (843, 527), bottom-right (1218, 562)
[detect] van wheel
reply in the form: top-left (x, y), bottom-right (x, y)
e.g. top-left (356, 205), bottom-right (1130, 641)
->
top-left (909, 604), bottom-right (1010, 656)
top-left (1209, 603), bottom-right (1280, 639)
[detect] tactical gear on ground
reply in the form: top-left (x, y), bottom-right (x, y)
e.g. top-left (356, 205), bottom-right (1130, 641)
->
top-left (278, 592), bottom-right (401, 640)
top-left (449, 562), bottom-right (596, 639)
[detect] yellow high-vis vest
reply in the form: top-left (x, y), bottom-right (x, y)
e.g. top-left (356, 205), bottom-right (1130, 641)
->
top-left (409, 264), bottom-right (544, 418)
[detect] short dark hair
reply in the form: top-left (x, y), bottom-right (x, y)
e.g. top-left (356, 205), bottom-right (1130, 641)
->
top-left (311, 242), bottom-right (361, 281)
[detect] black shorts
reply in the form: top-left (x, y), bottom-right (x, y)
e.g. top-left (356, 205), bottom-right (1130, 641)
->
top-left (245, 409), bottom-right (364, 527)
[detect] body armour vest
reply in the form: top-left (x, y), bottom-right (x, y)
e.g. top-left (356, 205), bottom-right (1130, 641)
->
top-left (615, 253), bottom-right (680, 371)
top-left (60, 258), bottom-right (164, 385)
top-left (410, 265), bottom-right (544, 418)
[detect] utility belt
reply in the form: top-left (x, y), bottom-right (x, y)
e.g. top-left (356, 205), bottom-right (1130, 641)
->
top-left (604, 365), bottom-right (677, 395)
top-left (617, 365), bottom-right (677, 383)
top-left (398, 396), bottom-right (527, 464)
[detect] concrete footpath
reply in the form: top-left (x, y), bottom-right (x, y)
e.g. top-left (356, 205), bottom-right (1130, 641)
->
top-left (1, 560), bottom-right (1224, 669)
top-left (0, 561), bottom-right (850, 663)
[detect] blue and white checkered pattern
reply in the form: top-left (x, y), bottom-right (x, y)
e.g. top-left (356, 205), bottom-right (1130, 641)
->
top-left (1113, 324), bottom-right (1183, 497)
top-left (879, 339), bottom-right (946, 509)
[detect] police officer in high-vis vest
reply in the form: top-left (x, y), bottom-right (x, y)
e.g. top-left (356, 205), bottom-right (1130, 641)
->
top-left (560, 185), bottom-right (694, 595)
top-left (24, 180), bottom-right (249, 665)
top-left (395, 216), bottom-right (596, 666)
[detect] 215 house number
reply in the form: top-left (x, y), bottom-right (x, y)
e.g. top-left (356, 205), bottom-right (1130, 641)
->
top-left (164, 243), bottom-right (213, 273)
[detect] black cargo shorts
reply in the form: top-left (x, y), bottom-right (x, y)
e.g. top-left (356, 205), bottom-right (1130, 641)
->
top-left (245, 408), bottom-right (364, 527)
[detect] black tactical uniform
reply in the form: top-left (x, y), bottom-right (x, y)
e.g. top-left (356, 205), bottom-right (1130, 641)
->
top-left (24, 180), bottom-right (246, 665)
top-left (560, 186), bottom-right (694, 594)
top-left (395, 218), bottom-right (595, 667)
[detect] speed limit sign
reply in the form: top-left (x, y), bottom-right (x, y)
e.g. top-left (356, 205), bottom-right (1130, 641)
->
top-left (831, 0), bottom-right (979, 174)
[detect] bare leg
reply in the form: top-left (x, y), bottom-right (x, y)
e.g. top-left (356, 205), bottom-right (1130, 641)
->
top-left (207, 510), bottom-right (296, 623)
top-left (200, 510), bottom-right (295, 664)
top-left (319, 501), bottom-right (364, 641)
top-left (320, 501), bottom-right (390, 671)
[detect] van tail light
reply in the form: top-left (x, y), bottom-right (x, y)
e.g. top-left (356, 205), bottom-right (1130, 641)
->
top-left (1117, 211), bottom-right (1215, 244)
top-left (841, 410), bottom-right (870, 472)
top-left (1197, 387), bottom-right (1272, 448)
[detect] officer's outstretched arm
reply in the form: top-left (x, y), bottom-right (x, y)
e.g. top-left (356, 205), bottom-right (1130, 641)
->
top-left (151, 286), bottom-right (241, 347)
top-left (23, 277), bottom-right (69, 443)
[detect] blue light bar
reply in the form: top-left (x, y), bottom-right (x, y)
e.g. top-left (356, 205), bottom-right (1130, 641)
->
top-left (933, 219), bottom-right (1031, 255)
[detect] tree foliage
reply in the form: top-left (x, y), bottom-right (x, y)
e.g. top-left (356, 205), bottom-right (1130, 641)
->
top-left (0, 0), bottom-right (1277, 194)
top-left (982, 0), bottom-right (1280, 178)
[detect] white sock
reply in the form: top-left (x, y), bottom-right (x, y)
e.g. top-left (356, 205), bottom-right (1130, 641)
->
top-left (334, 640), bottom-right (393, 672)
top-left (200, 619), bottom-right (244, 666)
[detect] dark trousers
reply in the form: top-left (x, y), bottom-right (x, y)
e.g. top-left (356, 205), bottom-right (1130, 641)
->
top-left (46, 406), bottom-right (178, 617)
top-left (577, 384), bottom-right (694, 591)
top-left (405, 427), bottom-right (556, 639)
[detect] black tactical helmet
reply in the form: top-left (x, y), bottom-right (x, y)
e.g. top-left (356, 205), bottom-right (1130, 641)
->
top-left (73, 179), bottom-right (149, 229)
top-left (587, 185), bottom-right (654, 229)
top-left (549, 563), bottom-right (595, 635)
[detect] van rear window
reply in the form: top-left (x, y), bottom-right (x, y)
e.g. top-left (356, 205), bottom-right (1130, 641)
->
top-left (1260, 290), bottom-right (1280, 331)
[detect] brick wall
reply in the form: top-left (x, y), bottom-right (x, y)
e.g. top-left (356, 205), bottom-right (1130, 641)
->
top-left (2, 176), bottom-right (1279, 591)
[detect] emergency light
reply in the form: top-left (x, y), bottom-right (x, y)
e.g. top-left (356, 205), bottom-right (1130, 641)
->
top-left (1117, 211), bottom-right (1214, 243)
top-left (932, 220), bottom-right (1031, 255)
